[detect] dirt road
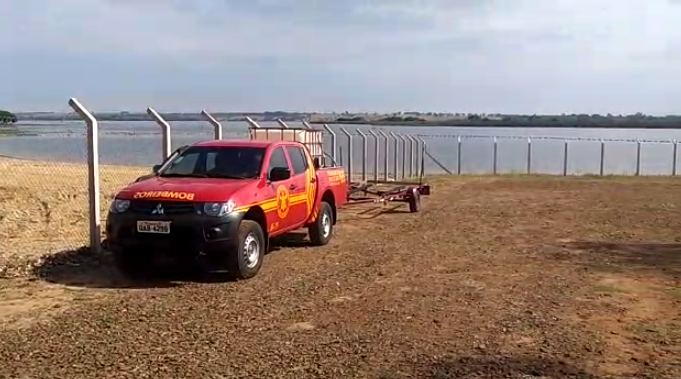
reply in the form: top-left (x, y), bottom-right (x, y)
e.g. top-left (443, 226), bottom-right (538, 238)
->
top-left (1, 175), bottom-right (679, 378)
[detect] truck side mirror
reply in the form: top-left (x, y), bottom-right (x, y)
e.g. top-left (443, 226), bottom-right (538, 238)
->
top-left (268, 167), bottom-right (291, 182)
top-left (313, 157), bottom-right (322, 169)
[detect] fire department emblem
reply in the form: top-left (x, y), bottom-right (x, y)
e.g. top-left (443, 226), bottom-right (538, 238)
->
top-left (276, 185), bottom-right (290, 218)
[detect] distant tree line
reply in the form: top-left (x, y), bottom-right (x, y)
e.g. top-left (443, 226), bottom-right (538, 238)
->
top-left (322, 112), bottom-right (681, 128)
top-left (12, 110), bottom-right (681, 129)
top-left (0, 110), bottom-right (16, 124)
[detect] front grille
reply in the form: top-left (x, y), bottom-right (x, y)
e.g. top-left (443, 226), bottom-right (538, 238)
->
top-left (129, 200), bottom-right (196, 215)
top-left (120, 225), bottom-right (203, 243)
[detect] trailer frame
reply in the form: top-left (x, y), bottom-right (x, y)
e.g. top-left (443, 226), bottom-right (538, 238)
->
top-left (345, 160), bottom-right (431, 213)
top-left (246, 122), bottom-right (431, 212)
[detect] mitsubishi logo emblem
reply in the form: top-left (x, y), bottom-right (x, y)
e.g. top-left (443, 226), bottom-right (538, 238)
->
top-left (151, 203), bottom-right (164, 215)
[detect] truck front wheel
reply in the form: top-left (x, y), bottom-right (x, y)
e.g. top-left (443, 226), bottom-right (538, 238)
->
top-left (226, 220), bottom-right (265, 280)
top-left (309, 201), bottom-right (334, 246)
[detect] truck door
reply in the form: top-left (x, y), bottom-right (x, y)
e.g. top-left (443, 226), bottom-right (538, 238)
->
top-left (265, 146), bottom-right (294, 234)
top-left (284, 145), bottom-right (314, 228)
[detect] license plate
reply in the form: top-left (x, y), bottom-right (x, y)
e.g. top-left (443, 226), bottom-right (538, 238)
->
top-left (136, 220), bottom-right (171, 234)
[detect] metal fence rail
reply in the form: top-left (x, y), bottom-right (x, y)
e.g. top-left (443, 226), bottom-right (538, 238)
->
top-left (321, 125), bottom-right (425, 181)
top-left (61, 98), bottom-right (681, 255)
top-left (413, 134), bottom-right (679, 177)
top-left (65, 99), bottom-right (428, 254)
top-left (68, 99), bottom-right (231, 254)
top-left (409, 133), bottom-right (680, 143)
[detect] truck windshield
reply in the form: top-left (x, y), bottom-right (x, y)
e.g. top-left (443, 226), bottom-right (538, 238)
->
top-left (159, 146), bottom-right (266, 179)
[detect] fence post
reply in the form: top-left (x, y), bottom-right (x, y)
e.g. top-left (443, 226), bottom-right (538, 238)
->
top-left (526, 137), bottom-right (532, 174)
top-left (398, 134), bottom-right (407, 179)
top-left (379, 131), bottom-right (389, 181)
top-left (301, 121), bottom-right (314, 130)
top-left (357, 129), bottom-right (368, 181)
top-left (322, 124), bottom-right (337, 163)
top-left (147, 107), bottom-right (171, 160)
top-left (673, 140), bottom-right (678, 176)
top-left (417, 136), bottom-right (427, 177)
top-left (277, 119), bottom-right (289, 128)
top-left (457, 136), bottom-right (462, 175)
top-left (410, 135), bottom-right (420, 179)
top-left (340, 127), bottom-right (353, 181)
top-left (424, 143), bottom-right (454, 175)
top-left (245, 116), bottom-right (261, 129)
top-left (368, 130), bottom-right (380, 181)
top-left (68, 98), bottom-right (101, 255)
top-left (201, 110), bottom-right (223, 140)
top-left (635, 139), bottom-right (642, 176)
top-left (407, 135), bottom-right (415, 178)
top-left (599, 139), bottom-right (605, 176)
top-left (563, 139), bottom-right (569, 176)
top-left (492, 136), bottom-right (498, 175)
top-left (390, 132), bottom-right (399, 179)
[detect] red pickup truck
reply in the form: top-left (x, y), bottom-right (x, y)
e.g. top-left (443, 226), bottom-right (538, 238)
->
top-left (106, 139), bottom-right (348, 280)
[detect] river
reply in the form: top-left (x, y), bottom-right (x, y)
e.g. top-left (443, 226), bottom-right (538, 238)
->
top-left (1, 121), bottom-right (681, 176)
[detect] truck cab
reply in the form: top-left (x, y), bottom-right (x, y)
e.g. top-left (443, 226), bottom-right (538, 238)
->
top-left (106, 136), bottom-right (347, 281)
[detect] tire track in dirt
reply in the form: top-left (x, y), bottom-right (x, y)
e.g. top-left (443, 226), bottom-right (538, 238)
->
top-left (1, 176), bottom-right (680, 378)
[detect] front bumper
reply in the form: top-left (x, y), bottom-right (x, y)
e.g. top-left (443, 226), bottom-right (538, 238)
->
top-left (106, 204), bottom-right (244, 258)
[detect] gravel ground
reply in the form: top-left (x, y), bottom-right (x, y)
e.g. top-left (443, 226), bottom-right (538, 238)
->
top-left (1, 173), bottom-right (680, 379)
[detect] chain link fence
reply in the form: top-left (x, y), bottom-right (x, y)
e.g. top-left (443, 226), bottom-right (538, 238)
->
top-left (4, 115), bottom-right (678, 278)
top-left (0, 131), bottom-right (154, 277)
top-left (0, 155), bottom-right (90, 277)
top-left (0, 118), bottom-right (260, 277)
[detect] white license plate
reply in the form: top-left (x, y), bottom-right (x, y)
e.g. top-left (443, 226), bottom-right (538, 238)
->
top-left (136, 220), bottom-right (171, 234)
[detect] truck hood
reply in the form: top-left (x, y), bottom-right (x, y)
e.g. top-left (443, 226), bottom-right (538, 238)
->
top-left (116, 176), bottom-right (256, 202)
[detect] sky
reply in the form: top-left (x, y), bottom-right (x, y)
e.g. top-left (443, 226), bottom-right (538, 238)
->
top-left (1, 0), bottom-right (681, 114)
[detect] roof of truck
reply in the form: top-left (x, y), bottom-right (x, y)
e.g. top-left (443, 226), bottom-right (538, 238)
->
top-left (192, 139), bottom-right (278, 148)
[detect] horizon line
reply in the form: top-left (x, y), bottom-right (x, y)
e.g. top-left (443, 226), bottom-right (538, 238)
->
top-left (10, 110), bottom-right (678, 117)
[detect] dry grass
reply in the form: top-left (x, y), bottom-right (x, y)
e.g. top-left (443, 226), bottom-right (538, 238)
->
top-left (0, 157), bottom-right (148, 277)
top-left (0, 158), bottom-right (680, 378)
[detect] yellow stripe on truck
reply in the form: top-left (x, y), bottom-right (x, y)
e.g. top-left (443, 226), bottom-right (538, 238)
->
top-left (234, 194), bottom-right (309, 213)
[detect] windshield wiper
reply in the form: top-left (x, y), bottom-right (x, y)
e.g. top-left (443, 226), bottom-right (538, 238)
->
top-left (205, 173), bottom-right (254, 179)
top-left (159, 173), bottom-right (209, 178)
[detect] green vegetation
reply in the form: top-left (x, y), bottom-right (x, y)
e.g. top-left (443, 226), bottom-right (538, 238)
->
top-left (12, 110), bottom-right (681, 128)
top-left (319, 112), bottom-right (681, 129)
top-left (0, 110), bottom-right (23, 137)
top-left (0, 110), bottom-right (16, 124)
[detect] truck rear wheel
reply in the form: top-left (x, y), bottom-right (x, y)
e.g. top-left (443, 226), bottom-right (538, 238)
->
top-left (309, 201), bottom-right (334, 246)
top-left (226, 220), bottom-right (265, 280)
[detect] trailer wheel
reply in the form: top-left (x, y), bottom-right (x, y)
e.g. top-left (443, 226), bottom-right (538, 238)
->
top-left (113, 249), bottom-right (154, 280)
top-left (408, 187), bottom-right (421, 213)
top-left (309, 201), bottom-right (334, 246)
top-left (226, 220), bottom-right (265, 280)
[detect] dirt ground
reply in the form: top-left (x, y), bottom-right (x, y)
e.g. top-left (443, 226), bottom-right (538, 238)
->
top-left (0, 157), bottom-right (680, 378)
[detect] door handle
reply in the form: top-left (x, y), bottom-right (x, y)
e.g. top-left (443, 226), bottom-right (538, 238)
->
top-left (289, 184), bottom-right (297, 190)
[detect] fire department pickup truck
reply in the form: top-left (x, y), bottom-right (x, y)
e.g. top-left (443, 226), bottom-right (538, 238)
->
top-left (106, 138), bottom-right (348, 280)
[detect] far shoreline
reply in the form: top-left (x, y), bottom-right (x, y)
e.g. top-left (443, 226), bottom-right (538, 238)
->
top-left (8, 116), bottom-right (681, 130)
top-left (308, 120), bottom-right (681, 129)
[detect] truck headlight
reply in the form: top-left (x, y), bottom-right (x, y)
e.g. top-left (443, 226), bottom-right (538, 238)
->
top-left (203, 200), bottom-right (236, 217)
top-left (110, 199), bottom-right (130, 213)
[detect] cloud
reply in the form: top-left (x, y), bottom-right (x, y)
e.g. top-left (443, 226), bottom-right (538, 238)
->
top-left (1, 0), bottom-right (681, 113)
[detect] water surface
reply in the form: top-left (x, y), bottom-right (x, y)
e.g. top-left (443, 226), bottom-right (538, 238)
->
top-left (2, 121), bottom-right (681, 176)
